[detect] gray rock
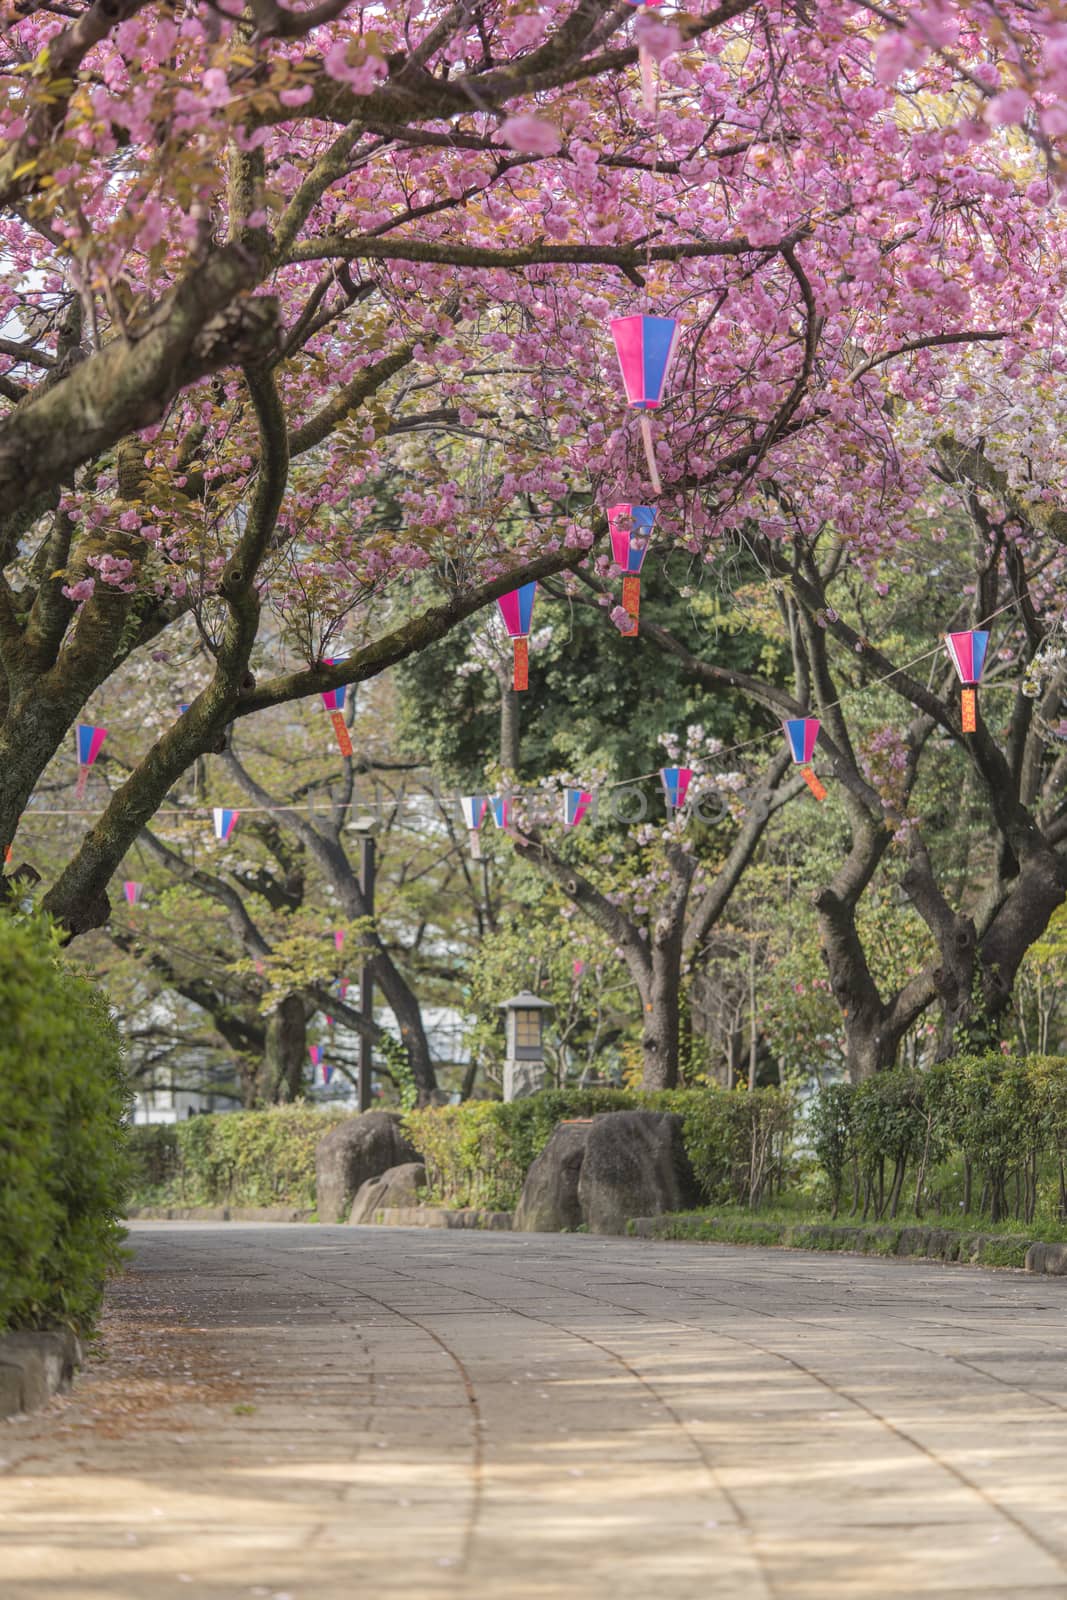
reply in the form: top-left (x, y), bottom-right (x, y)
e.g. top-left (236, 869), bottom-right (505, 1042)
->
top-left (514, 1121), bottom-right (594, 1233)
top-left (1026, 1241), bottom-right (1067, 1275)
top-left (577, 1111), bottom-right (700, 1235)
top-left (315, 1113), bottom-right (420, 1223)
top-left (349, 1162), bottom-right (427, 1224)
top-left (0, 1329), bottom-right (80, 1419)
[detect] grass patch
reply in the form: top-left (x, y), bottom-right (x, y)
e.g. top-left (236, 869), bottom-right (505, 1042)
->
top-left (630, 1203), bottom-right (1051, 1270)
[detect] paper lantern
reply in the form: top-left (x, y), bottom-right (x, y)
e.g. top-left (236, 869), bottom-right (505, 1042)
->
top-left (334, 928), bottom-right (345, 953)
top-left (460, 794), bottom-right (489, 858)
top-left (783, 718), bottom-right (826, 801)
top-left (497, 583), bottom-right (537, 691)
top-left (610, 314), bottom-right (679, 493)
top-left (320, 659), bottom-right (353, 758)
top-left (123, 881), bottom-right (143, 907)
top-left (213, 806), bottom-right (239, 842)
top-left (564, 789), bottom-right (593, 826)
top-left (660, 766), bottom-right (692, 813)
top-left (490, 796), bottom-right (512, 831)
top-left (75, 723), bottom-right (107, 799)
top-left (944, 630), bottom-right (989, 733)
top-left (608, 503), bottom-right (656, 635)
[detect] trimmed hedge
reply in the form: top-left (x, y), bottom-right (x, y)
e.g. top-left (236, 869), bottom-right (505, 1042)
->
top-left (127, 1104), bottom-right (348, 1210)
top-left (810, 1053), bottom-right (1067, 1225)
top-left (127, 1123), bottom-right (179, 1194)
top-left (403, 1087), bottom-right (794, 1212)
top-left (0, 916), bottom-right (131, 1335)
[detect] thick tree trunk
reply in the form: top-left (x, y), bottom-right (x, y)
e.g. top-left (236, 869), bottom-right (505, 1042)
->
top-left (372, 956), bottom-right (437, 1104)
top-left (641, 945), bottom-right (682, 1090)
top-left (499, 680), bottom-right (521, 776)
top-left (843, 1016), bottom-right (899, 1083)
top-left (263, 993), bottom-right (308, 1103)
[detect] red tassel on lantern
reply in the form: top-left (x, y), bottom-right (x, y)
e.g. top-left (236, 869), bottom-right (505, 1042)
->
top-left (801, 766), bottom-right (827, 802)
top-left (513, 636), bottom-right (529, 692)
top-left (329, 710), bottom-right (353, 757)
top-left (622, 574), bottom-right (642, 627)
top-left (961, 687), bottom-right (977, 734)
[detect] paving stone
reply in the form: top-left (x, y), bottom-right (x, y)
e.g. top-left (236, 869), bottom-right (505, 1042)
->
top-left (1, 1224), bottom-right (1066, 1599)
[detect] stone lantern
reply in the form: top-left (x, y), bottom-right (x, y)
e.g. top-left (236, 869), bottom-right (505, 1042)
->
top-left (499, 990), bottom-right (553, 1101)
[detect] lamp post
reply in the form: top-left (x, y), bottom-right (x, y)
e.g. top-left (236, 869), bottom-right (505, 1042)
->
top-left (347, 815), bottom-right (377, 1112)
top-left (499, 990), bottom-right (553, 1101)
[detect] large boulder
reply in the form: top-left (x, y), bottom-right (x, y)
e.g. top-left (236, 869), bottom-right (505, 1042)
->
top-left (513, 1121), bottom-right (593, 1232)
top-left (577, 1111), bottom-right (699, 1235)
top-left (315, 1113), bottom-right (420, 1223)
top-left (348, 1161), bottom-right (427, 1224)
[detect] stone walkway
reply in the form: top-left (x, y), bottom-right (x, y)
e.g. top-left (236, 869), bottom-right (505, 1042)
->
top-left (3, 1223), bottom-right (1067, 1600)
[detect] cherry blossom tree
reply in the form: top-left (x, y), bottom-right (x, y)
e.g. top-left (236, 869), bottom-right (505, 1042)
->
top-left (2, 0), bottom-right (1063, 942)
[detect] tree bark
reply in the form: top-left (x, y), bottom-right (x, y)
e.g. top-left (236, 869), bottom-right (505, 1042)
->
top-left (640, 947), bottom-right (683, 1090)
top-left (263, 994), bottom-right (309, 1103)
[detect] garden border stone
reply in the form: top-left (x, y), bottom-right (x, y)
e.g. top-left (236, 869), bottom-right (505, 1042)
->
top-left (0, 1329), bottom-right (81, 1421)
top-left (365, 1206), bottom-right (513, 1231)
top-left (126, 1205), bottom-right (313, 1222)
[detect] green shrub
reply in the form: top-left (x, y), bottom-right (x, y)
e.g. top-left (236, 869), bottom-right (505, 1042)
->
top-left (404, 1087), bottom-right (795, 1212)
top-left (127, 1104), bottom-right (349, 1209)
top-left (127, 1124), bottom-right (179, 1197)
top-left (809, 1054), bottom-right (1067, 1228)
top-left (0, 915), bottom-right (131, 1335)
top-left (663, 1087), bottom-right (794, 1207)
top-left (809, 1082), bottom-right (855, 1217)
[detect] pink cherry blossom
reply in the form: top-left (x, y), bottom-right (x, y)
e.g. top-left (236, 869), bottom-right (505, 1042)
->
top-left (495, 115), bottom-right (562, 155)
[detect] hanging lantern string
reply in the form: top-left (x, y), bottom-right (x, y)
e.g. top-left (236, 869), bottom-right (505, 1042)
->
top-left (6, 594), bottom-right (1037, 825)
top-left (593, 592), bottom-right (1026, 791)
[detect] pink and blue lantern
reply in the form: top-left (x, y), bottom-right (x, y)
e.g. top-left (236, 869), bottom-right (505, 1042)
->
top-left (490, 796), bottom-right (512, 831)
top-left (460, 794), bottom-right (489, 858)
top-left (213, 807), bottom-right (239, 843)
top-left (564, 789), bottom-right (593, 827)
top-left (783, 718), bottom-right (826, 801)
top-left (610, 315), bottom-right (679, 493)
top-left (497, 584), bottom-right (537, 691)
top-left (123, 881), bottom-right (143, 908)
top-left (608, 503), bottom-right (656, 635)
top-left (75, 723), bottom-right (107, 798)
top-left (334, 928), bottom-right (345, 953)
top-left (320, 660), bottom-right (353, 758)
top-left (660, 766), bottom-right (692, 813)
top-left (944, 630), bottom-right (989, 733)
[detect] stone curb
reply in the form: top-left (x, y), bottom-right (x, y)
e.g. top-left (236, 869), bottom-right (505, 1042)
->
top-left (127, 1205), bottom-right (313, 1223)
top-left (367, 1206), bottom-right (513, 1231)
top-left (0, 1329), bottom-right (81, 1421)
top-left (628, 1214), bottom-right (1067, 1274)
top-left (1024, 1240), bottom-right (1067, 1275)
